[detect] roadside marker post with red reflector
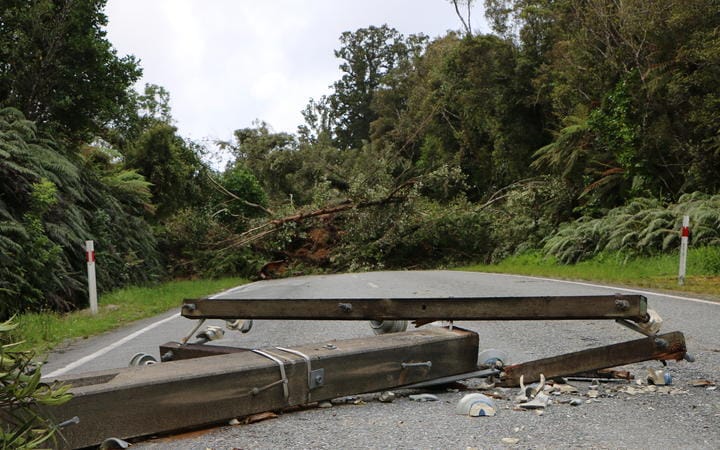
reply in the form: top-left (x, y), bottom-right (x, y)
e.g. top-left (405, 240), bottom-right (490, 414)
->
top-left (678, 215), bottom-right (690, 286)
top-left (86, 240), bottom-right (98, 314)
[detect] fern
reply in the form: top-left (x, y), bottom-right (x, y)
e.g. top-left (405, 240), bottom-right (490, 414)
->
top-left (543, 193), bottom-right (720, 262)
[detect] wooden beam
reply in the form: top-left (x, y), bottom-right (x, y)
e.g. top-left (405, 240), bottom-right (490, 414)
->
top-left (499, 331), bottom-right (687, 386)
top-left (42, 327), bottom-right (479, 449)
top-left (181, 294), bottom-right (648, 321)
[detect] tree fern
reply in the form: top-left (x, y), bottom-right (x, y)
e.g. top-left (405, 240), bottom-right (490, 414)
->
top-left (543, 193), bottom-right (720, 262)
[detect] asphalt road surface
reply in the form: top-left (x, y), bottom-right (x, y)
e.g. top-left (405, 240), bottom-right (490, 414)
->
top-left (42, 271), bottom-right (720, 449)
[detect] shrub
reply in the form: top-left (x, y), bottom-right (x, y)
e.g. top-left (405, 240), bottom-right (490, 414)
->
top-left (0, 319), bottom-right (72, 448)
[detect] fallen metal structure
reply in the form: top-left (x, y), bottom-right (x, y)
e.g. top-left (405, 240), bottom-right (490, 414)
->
top-left (44, 327), bottom-right (479, 449)
top-left (42, 285), bottom-right (691, 449)
top-left (181, 293), bottom-right (649, 321)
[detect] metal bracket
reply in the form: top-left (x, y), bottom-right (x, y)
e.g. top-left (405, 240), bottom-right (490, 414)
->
top-left (309, 368), bottom-right (325, 389)
top-left (275, 346), bottom-right (324, 403)
top-left (251, 349), bottom-right (289, 400)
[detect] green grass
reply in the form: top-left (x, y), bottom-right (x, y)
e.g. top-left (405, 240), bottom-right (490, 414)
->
top-left (459, 248), bottom-right (720, 300)
top-left (11, 277), bottom-right (247, 356)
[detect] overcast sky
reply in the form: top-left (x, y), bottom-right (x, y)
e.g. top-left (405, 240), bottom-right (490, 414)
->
top-left (105, 0), bottom-right (487, 148)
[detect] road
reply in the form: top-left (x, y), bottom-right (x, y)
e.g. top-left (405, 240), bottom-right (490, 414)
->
top-left (42, 271), bottom-right (720, 449)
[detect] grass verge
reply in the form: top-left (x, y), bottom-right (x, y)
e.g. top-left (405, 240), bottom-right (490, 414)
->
top-left (12, 277), bottom-right (247, 356)
top-left (459, 249), bottom-right (720, 300)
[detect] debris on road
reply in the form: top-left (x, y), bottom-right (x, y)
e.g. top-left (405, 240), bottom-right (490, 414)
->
top-left (501, 437), bottom-right (520, 445)
top-left (456, 393), bottom-right (497, 417)
top-left (519, 392), bottom-right (551, 409)
top-left (98, 438), bottom-right (130, 449)
top-left (647, 368), bottom-right (673, 385)
top-left (689, 379), bottom-right (715, 387)
top-left (378, 391), bottom-right (396, 403)
top-left (409, 393), bottom-right (439, 402)
top-left (239, 412), bottom-right (278, 425)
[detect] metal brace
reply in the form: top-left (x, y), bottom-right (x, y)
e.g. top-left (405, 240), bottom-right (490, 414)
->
top-left (401, 361), bottom-right (432, 369)
top-left (251, 349), bottom-right (289, 400)
top-left (275, 346), bottom-right (324, 404)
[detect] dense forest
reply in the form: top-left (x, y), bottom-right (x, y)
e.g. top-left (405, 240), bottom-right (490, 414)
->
top-left (1, 0), bottom-right (719, 319)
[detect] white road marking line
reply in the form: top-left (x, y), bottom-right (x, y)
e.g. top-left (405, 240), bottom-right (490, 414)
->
top-left (209, 285), bottom-right (249, 298)
top-left (44, 312), bottom-right (181, 378)
top-left (368, 282), bottom-right (380, 288)
top-left (500, 273), bottom-right (719, 306)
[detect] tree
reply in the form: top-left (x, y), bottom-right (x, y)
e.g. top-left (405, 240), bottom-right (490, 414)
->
top-left (0, 0), bottom-right (141, 143)
top-left (125, 123), bottom-right (208, 220)
top-left (449, 0), bottom-right (476, 37)
top-left (491, 0), bottom-right (720, 207)
top-left (372, 33), bottom-right (546, 200)
top-left (325, 25), bottom-right (427, 150)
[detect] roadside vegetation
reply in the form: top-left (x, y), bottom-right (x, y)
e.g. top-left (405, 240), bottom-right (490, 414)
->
top-left (5, 277), bottom-right (245, 356)
top-left (462, 248), bottom-right (720, 299)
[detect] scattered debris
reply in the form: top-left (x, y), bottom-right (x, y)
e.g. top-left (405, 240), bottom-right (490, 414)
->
top-left (569, 398), bottom-right (584, 406)
top-left (241, 412), bottom-right (279, 425)
top-left (318, 401), bottom-right (333, 408)
top-left (478, 348), bottom-right (509, 369)
top-left (409, 393), bottom-right (439, 402)
top-left (647, 368), bottom-right (672, 385)
top-left (475, 379), bottom-right (496, 390)
top-left (378, 391), bottom-right (396, 403)
top-left (515, 374), bottom-right (546, 402)
top-left (228, 418), bottom-right (240, 426)
top-left (519, 392), bottom-right (550, 409)
top-left (552, 383), bottom-right (579, 395)
top-left (331, 396), bottom-right (355, 405)
top-left (566, 369), bottom-right (634, 381)
top-left (501, 437), bottom-right (520, 445)
top-left (689, 379), bottom-right (715, 387)
top-left (99, 438), bottom-right (131, 449)
top-left (457, 393), bottom-right (497, 417)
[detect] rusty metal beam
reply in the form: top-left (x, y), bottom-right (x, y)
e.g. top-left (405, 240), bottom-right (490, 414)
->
top-left (159, 342), bottom-right (251, 361)
top-left (499, 331), bottom-right (687, 386)
top-left (181, 294), bottom-right (647, 321)
top-left (42, 327), bottom-right (479, 449)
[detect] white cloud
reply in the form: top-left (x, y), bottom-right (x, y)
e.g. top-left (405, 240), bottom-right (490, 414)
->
top-left (104, 0), bottom-right (487, 144)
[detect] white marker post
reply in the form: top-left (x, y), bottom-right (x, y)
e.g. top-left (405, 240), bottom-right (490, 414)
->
top-left (86, 240), bottom-right (98, 314)
top-left (678, 215), bottom-right (690, 286)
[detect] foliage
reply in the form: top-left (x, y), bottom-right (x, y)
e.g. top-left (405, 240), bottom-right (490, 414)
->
top-left (335, 195), bottom-right (494, 270)
top-left (157, 207), bottom-right (260, 279)
top-left (0, 318), bottom-right (72, 449)
top-left (0, 0), bottom-right (141, 143)
top-left (125, 123), bottom-right (210, 220)
top-left (0, 108), bottom-right (161, 319)
top-left (519, 0), bottom-right (720, 206)
top-left (371, 32), bottom-right (547, 201)
top-left (319, 25), bottom-right (428, 150)
top-left (216, 165), bottom-right (269, 221)
top-left (543, 193), bottom-right (720, 263)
